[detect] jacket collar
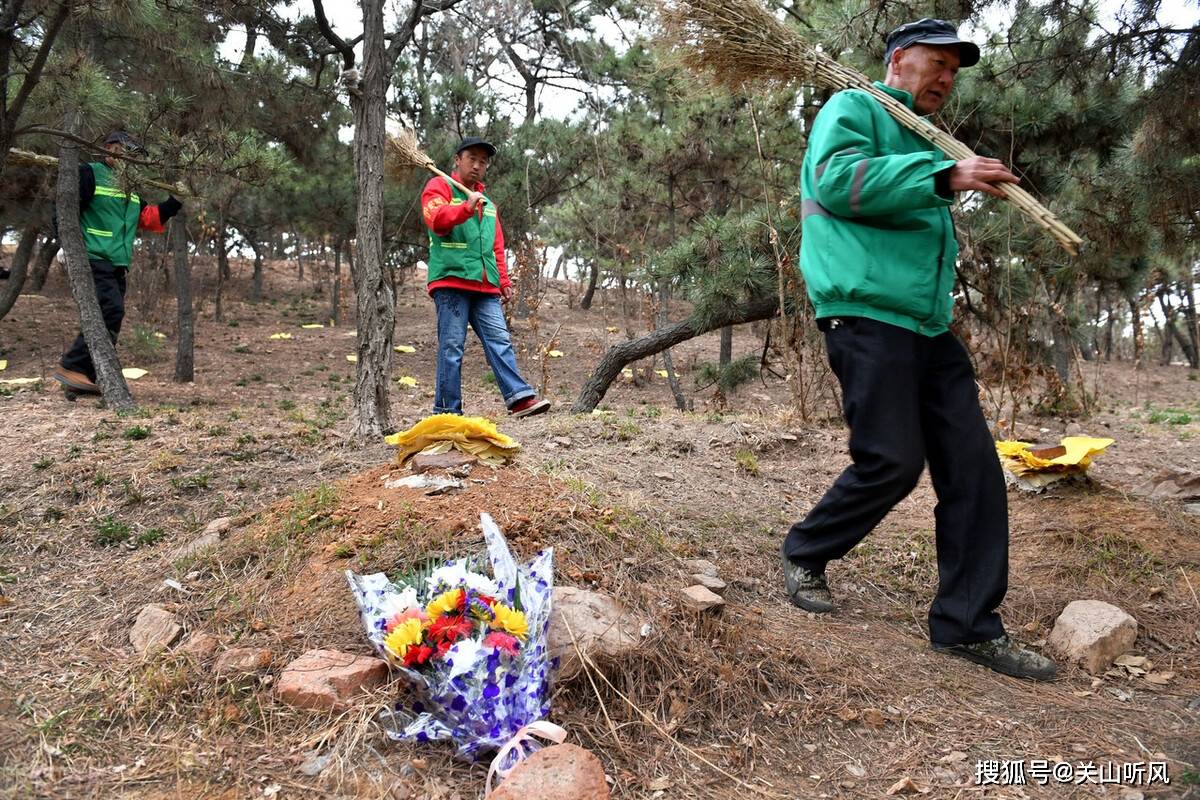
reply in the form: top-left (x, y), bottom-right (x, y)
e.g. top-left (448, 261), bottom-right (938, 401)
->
top-left (873, 80), bottom-right (918, 112)
top-left (450, 172), bottom-right (485, 193)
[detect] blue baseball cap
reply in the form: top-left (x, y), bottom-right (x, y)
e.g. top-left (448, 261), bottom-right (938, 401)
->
top-left (884, 19), bottom-right (980, 68)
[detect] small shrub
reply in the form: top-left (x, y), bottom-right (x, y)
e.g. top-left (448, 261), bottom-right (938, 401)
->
top-left (94, 515), bottom-right (131, 546)
top-left (127, 323), bottom-right (164, 362)
top-left (34, 457), bottom-right (54, 471)
top-left (122, 425), bottom-right (151, 440)
top-left (136, 527), bottom-right (166, 547)
top-left (735, 448), bottom-right (760, 476)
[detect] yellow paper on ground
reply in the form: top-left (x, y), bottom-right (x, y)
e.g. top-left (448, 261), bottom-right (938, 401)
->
top-left (0, 360), bottom-right (6, 371)
top-left (396, 376), bottom-right (419, 388)
top-left (394, 345), bottom-right (416, 353)
top-left (122, 368), bottom-right (148, 380)
top-left (547, 350), bottom-right (564, 358)
top-left (996, 436), bottom-right (1114, 489)
top-left (384, 414), bottom-right (520, 466)
top-left (346, 355), bottom-right (358, 363)
top-left (0, 376), bottom-right (39, 385)
top-left (269, 332), bottom-right (292, 340)
top-left (606, 326), bottom-right (619, 333)
top-left (622, 368), bottom-right (633, 379)
top-left (153, 332), bottom-right (167, 339)
top-left (655, 369), bottom-right (669, 378)
top-left (302, 323), bottom-right (325, 329)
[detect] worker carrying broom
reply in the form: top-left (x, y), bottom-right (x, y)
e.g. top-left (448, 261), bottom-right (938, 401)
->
top-left (781, 20), bottom-right (1057, 680)
top-left (420, 136), bottom-right (550, 418)
top-left (52, 131), bottom-right (182, 395)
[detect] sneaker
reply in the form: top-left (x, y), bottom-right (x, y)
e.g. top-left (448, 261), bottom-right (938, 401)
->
top-left (509, 397), bottom-right (550, 418)
top-left (933, 635), bottom-right (1058, 681)
top-left (782, 556), bottom-right (835, 613)
top-left (52, 368), bottom-right (100, 395)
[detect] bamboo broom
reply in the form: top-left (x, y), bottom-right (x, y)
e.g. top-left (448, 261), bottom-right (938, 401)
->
top-left (660, 0), bottom-right (1084, 256)
top-left (385, 128), bottom-right (486, 205)
top-left (6, 147), bottom-right (193, 197)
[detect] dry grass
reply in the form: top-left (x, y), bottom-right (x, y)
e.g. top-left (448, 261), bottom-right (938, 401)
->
top-left (1, 258), bottom-right (1198, 798)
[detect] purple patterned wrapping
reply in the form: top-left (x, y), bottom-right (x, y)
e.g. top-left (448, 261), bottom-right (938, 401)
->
top-left (346, 513), bottom-right (555, 761)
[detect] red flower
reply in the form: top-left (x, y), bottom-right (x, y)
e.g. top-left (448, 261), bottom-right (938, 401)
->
top-left (483, 631), bottom-right (520, 656)
top-left (435, 640), bottom-right (454, 658)
top-left (427, 613), bottom-right (473, 644)
top-left (403, 644), bottom-right (434, 667)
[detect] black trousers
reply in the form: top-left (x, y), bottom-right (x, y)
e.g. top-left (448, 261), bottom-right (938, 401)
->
top-left (61, 260), bottom-right (126, 381)
top-left (782, 317), bottom-right (1008, 645)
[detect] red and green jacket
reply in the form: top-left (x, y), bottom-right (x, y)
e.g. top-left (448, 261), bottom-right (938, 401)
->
top-left (421, 173), bottom-right (509, 296)
top-left (79, 161), bottom-right (180, 267)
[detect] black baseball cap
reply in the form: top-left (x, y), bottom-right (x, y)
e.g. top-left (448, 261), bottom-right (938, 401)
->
top-left (884, 19), bottom-right (980, 68)
top-left (454, 137), bottom-right (496, 158)
top-left (103, 130), bottom-right (146, 153)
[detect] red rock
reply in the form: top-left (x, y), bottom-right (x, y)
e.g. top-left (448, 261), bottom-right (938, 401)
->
top-left (179, 631), bottom-right (221, 660)
top-left (487, 744), bottom-right (610, 800)
top-left (680, 585), bottom-right (724, 612)
top-left (276, 649), bottom-right (388, 711)
top-left (411, 451), bottom-right (478, 473)
top-left (215, 647), bottom-right (274, 676)
top-left (129, 604), bottom-right (183, 656)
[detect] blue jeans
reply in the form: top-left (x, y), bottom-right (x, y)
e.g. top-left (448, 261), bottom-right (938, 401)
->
top-left (432, 288), bottom-right (535, 414)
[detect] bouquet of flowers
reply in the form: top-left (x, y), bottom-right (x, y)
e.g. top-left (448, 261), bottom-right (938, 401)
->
top-left (346, 514), bottom-right (554, 761)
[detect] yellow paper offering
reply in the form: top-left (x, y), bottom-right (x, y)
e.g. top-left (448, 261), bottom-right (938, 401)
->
top-left (122, 368), bottom-right (148, 380)
top-left (995, 436), bottom-right (1114, 490)
top-left (269, 332), bottom-right (292, 340)
top-left (346, 355), bottom-right (358, 363)
top-left (547, 350), bottom-right (564, 358)
top-left (0, 376), bottom-right (39, 385)
top-left (655, 369), bottom-right (669, 378)
top-left (396, 376), bottom-right (419, 388)
top-left (0, 360), bottom-right (6, 371)
top-left (301, 323), bottom-right (325, 329)
top-left (394, 345), bottom-right (416, 353)
top-left (384, 414), bottom-right (520, 466)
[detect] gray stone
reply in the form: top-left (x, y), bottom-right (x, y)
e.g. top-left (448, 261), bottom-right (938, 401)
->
top-left (1048, 600), bottom-right (1138, 675)
top-left (215, 647), bottom-right (274, 676)
top-left (299, 751), bottom-right (333, 777)
top-left (411, 451), bottom-right (478, 474)
top-left (691, 573), bottom-right (727, 594)
top-left (683, 558), bottom-right (719, 577)
top-left (547, 587), bottom-right (642, 682)
top-left (178, 631), bottom-right (221, 660)
top-left (680, 585), bottom-right (724, 612)
top-left (130, 604), bottom-right (183, 656)
top-left (1183, 503), bottom-right (1200, 517)
top-left (173, 516), bottom-right (236, 560)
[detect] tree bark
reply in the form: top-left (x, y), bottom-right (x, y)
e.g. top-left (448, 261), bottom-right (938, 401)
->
top-left (331, 237), bottom-right (343, 325)
top-left (348, 0), bottom-right (396, 439)
top-left (250, 243), bottom-right (264, 302)
top-left (0, 222), bottom-right (36, 321)
top-left (56, 114), bottom-right (135, 411)
top-left (573, 294), bottom-right (779, 412)
top-left (580, 260), bottom-right (599, 309)
top-left (27, 235), bottom-right (58, 292)
top-left (172, 211), bottom-right (195, 382)
top-left (719, 325), bottom-right (733, 366)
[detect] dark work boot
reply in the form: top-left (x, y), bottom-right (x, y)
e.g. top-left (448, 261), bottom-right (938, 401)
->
top-left (782, 557), bottom-right (835, 613)
top-left (933, 635), bottom-right (1058, 681)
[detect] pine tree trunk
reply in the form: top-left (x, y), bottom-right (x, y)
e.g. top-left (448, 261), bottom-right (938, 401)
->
top-left (172, 211), bottom-right (195, 382)
top-left (1129, 296), bottom-right (1145, 369)
top-left (27, 236), bottom-right (59, 292)
top-left (348, 0), bottom-right (396, 439)
top-left (0, 222), bottom-right (36, 321)
top-left (331, 238), bottom-right (343, 326)
top-left (295, 231), bottom-right (304, 281)
top-left (573, 295), bottom-right (779, 412)
top-left (1178, 280), bottom-right (1199, 369)
top-left (1103, 295), bottom-right (1116, 361)
top-left (214, 219), bottom-right (227, 322)
top-left (719, 325), bottom-right (733, 367)
top-left (251, 245), bottom-right (264, 302)
top-left (580, 260), bottom-right (599, 310)
top-left (56, 113), bottom-right (135, 411)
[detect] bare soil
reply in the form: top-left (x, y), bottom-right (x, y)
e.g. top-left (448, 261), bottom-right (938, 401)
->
top-left (1, 257), bottom-right (1197, 799)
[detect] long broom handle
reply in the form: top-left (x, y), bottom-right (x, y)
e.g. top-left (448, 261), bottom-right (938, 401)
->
top-left (425, 163), bottom-right (487, 208)
top-left (7, 147), bottom-right (194, 197)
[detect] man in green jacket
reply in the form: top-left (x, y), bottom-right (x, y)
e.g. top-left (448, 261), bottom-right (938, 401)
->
top-left (52, 131), bottom-right (182, 394)
top-left (782, 20), bottom-right (1056, 680)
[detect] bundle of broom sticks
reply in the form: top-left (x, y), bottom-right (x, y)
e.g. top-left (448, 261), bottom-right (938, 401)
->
top-left (6, 147), bottom-right (192, 197)
top-left (660, 0), bottom-right (1084, 256)
top-left (385, 128), bottom-right (485, 204)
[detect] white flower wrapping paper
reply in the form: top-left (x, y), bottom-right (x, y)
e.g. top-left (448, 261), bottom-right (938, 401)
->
top-left (346, 513), bottom-right (555, 761)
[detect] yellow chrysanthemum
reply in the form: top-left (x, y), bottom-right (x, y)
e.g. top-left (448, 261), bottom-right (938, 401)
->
top-left (383, 618), bottom-right (425, 660)
top-left (426, 589), bottom-right (464, 621)
top-left (490, 604), bottom-right (528, 641)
